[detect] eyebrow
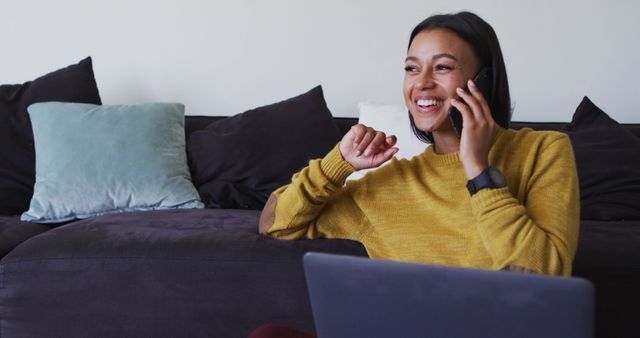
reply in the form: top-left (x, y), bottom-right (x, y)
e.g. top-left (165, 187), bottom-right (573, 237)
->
top-left (405, 53), bottom-right (458, 63)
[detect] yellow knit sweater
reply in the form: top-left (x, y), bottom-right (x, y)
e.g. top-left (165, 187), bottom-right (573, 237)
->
top-left (266, 128), bottom-right (580, 276)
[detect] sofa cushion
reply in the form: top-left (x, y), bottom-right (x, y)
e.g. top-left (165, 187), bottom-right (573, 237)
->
top-left (188, 86), bottom-right (342, 209)
top-left (0, 57), bottom-right (102, 216)
top-left (572, 219), bottom-right (640, 337)
top-left (0, 209), bottom-right (367, 337)
top-left (564, 97), bottom-right (640, 220)
top-left (573, 220), bottom-right (640, 274)
top-left (0, 216), bottom-right (52, 258)
top-left (21, 102), bottom-right (203, 223)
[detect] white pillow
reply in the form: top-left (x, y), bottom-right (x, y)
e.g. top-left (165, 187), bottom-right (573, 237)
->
top-left (347, 102), bottom-right (428, 181)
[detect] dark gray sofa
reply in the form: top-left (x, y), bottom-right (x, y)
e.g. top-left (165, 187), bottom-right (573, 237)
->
top-left (0, 116), bottom-right (638, 338)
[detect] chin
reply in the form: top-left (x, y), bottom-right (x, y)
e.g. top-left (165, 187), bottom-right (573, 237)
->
top-left (410, 111), bottom-right (447, 133)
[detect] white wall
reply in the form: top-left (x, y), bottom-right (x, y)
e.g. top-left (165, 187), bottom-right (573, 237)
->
top-left (2, 0), bottom-right (638, 122)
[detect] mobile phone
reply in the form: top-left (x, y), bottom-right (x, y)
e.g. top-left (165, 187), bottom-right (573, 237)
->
top-left (448, 67), bottom-right (492, 138)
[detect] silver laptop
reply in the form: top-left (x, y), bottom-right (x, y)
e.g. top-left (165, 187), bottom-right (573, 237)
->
top-left (303, 252), bottom-right (594, 338)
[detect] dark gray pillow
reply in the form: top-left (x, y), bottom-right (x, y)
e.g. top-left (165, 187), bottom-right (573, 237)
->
top-left (188, 86), bottom-right (342, 209)
top-left (0, 57), bottom-right (102, 216)
top-left (564, 97), bottom-right (640, 220)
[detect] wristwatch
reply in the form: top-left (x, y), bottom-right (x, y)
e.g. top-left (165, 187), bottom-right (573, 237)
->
top-left (466, 166), bottom-right (506, 196)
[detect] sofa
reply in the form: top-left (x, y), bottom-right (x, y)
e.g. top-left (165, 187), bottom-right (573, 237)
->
top-left (1, 58), bottom-right (639, 338)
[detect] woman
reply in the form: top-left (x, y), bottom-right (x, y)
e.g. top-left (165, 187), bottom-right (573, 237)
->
top-left (259, 11), bottom-right (579, 276)
top-left (250, 10), bottom-right (579, 338)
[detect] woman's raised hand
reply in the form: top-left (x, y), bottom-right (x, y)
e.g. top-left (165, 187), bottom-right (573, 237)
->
top-left (339, 124), bottom-right (399, 170)
top-left (450, 79), bottom-right (500, 179)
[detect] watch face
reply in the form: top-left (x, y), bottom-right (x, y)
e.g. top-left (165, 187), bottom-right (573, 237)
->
top-left (488, 167), bottom-right (506, 187)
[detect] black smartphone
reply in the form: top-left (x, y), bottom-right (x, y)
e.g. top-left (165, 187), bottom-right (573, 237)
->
top-left (448, 67), bottom-right (492, 138)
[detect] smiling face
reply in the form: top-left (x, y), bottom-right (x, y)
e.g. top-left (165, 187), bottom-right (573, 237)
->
top-left (403, 28), bottom-right (481, 134)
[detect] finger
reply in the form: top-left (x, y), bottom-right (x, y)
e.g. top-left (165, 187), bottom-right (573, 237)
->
top-left (450, 98), bottom-right (474, 128)
top-left (356, 128), bottom-right (376, 155)
top-left (467, 80), bottom-right (493, 121)
top-left (456, 86), bottom-right (483, 121)
top-left (372, 146), bottom-right (400, 167)
top-left (385, 135), bottom-right (397, 147)
top-left (384, 146), bottom-right (400, 159)
top-left (363, 132), bottom-right (389, 157)
top-left (350, 124), bottom-right (368, 149)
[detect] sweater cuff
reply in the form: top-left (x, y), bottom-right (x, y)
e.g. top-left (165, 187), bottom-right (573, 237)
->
top-left (320, 143), bottom-right (357, 186)
top-left (469, 187), bottom-right (513, 215)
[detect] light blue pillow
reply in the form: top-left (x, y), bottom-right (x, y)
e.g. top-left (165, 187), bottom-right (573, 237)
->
top-left (22, 102), bottom-right (204, 223)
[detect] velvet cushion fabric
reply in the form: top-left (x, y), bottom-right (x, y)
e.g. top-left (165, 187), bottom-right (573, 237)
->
top-left (564, 97), bottom-right (640, 220)
top-left (22, 102), bottom-right (203, 223)
top-left (0, 209), bottom-right (367, 337)
top-left (188, 86), bottom-right (342, 209)
top-left (0, 216), bottom-right (51, 257)
top-left (0, 57), bottom-right (102, 216)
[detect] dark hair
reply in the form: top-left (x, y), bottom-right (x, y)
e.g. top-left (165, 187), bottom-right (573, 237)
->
top-left (407, 12), bottom-right (511, 144)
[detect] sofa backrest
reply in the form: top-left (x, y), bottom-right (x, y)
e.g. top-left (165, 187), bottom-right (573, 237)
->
top-left (185, 116), bottom-right (640, 140)
top-left (510, 121), bottom-right (640, 137)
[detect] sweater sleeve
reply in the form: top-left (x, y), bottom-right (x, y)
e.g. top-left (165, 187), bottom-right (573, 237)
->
top-left (470, 134), bottom-right (579, 276)
top-left (265, 144), bottom-right (370, 241)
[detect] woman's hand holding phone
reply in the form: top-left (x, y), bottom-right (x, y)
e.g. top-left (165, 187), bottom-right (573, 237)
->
top-left (339, 124), bottom-right (399, 170)
top-left (450, 79), bottom-right (500, 180)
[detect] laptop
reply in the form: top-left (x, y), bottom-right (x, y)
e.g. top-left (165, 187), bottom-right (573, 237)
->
top-left (303, 253), bottom-right (594, 338)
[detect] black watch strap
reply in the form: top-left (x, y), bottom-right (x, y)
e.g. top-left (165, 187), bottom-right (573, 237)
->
top-left (467, 166), bottom-right (506, 196)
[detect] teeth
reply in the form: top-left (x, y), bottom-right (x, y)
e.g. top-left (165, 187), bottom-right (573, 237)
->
top-left (417, 99), bottom-right (439, 107)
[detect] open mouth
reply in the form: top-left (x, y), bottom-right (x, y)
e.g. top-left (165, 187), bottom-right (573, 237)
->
top-left (414, 97), bottom-right (445, 111)
top-left (416, 99), bottom-right (442, 108)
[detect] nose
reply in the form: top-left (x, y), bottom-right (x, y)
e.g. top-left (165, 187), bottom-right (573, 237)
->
top-left (415, 70), bottom-right (436, 90)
